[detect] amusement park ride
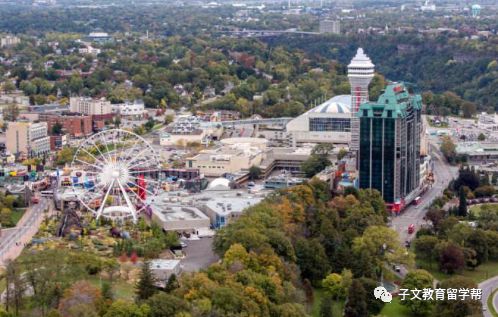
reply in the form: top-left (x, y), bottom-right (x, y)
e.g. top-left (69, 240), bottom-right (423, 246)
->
top-left (70, 129), bottom-right (160, 223)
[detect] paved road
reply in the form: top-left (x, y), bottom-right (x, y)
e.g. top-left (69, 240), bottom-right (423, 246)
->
top-left (390, 139), bottom-right (459, 278)
top-left (391, 143), bottom-right (458, 243)
top-left (388, 134), bottom-right (498, 314)
top-left (0, 198), bottom-right (50, 267)
top-left (480, 276), bottom-right (498, 317)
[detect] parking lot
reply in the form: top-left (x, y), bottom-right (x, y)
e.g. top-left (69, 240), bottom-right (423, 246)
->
top-left (180, 237), bottom-right (219, 272)
top-left (435, 116), bottom-right (498, 142)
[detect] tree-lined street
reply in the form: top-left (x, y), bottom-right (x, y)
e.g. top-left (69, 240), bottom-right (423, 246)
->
top-left (391, 143), bottom-right (458, 246)
top-left (0, 198), bottom-right (50, 268)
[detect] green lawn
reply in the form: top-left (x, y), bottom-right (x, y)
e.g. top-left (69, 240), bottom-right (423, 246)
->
top-left (380, 297), bottom-right (412, 317)
top-left (416, 259), bottom-right (450, 281)
top-left (10, 208), bottom-right (26, 226)
top-left (87, 276), bottom-right (135, 300)
top-left (311, 288), bottom-right (344, 317)
top-left (469, 203), bottom-right (498, 217)
top-left (468, 204), bottom-right (484, 216)
top-left (488, 288), bottom-right (498, 317)
top-left (417, 259), bottom-right (498, 284)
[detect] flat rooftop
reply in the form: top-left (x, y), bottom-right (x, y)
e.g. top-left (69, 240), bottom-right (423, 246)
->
top-left (56, 187), bottom-right (84, 201)
top-left (150, 259), bottom-right (181, 270)
top-left (456, 142), bottom-right (498, 155)
top-left (155, 188), bottom-right (269, 215)
top-left (151, 200), bottom-right (209, 222)
top-left (204, 195), bottom-right (264, 216)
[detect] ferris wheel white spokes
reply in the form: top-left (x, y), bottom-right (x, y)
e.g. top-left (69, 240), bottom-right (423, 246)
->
top-left (71, 129), bottom-right (161, 223)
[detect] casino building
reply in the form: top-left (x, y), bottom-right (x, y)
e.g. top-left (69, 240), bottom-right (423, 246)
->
top-left (286, 48), bottom-right (375, 147)
top-left (286, 95), bottom-right (352, 146)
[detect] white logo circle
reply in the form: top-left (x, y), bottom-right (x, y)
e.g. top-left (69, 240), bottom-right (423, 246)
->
top-left (374, 286), bottom-right (393, 303)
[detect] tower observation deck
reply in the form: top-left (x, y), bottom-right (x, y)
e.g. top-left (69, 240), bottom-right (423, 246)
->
top-left (348, 48), bottom-right (375, 151)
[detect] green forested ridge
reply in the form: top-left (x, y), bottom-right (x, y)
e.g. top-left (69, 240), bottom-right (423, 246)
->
top-left (267, 34), bottom-right (498, 112)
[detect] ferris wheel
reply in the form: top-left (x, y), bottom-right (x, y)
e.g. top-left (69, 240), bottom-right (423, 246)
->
top-left (70, 129), bottom-right (161, 223)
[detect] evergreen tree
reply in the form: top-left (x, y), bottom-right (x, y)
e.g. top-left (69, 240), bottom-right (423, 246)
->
top-left (458, 187), bottom-right (467, 217)
top-left (135, 262), bottom-right (157, 301)
top-left (344, 280), bottom-right (368, 317)
top-left (164, 274), bottom-right (179, 293)
top-left (101, 281), bottom-right (114, 300)
top-left (248, 165), bottom-right (262, 180)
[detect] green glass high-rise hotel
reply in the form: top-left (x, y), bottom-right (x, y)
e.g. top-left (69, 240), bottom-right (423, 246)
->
top-left (358, 83), bottom-right (422, 212)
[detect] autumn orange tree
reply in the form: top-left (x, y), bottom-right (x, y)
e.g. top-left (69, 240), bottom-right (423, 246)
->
top-left (214, 181), bottom-right (395, 284)
top-left (58, 281), bottom-right (102, 317)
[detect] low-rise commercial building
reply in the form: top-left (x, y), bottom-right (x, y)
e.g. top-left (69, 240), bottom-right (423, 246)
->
top-left (199, 193), bottom-right (264, 229)
top-left (160, 116), bottom-right (222, 146)
top-left (197, 110), bottom-right (241, 122)
top-left (151, 198), bottom-right (210, 233)
top-left (259, 146), bottom-right (313, 177)
top-left (456, 142), bottom-right (498, 164)
top-left (0, 93), bottom-right (29, 106)
top-left (478, 113), bottom-right (498, 132)
top-left (111, 100), bottom-right (147, 119)
top-left (0, 35), bottom-right (20, 47)
top-left (86, 32), bottom-right (112, 43)
top-left (49, 134), bottom-right (68, 151)
top-left (78, 45), bottom-right (101, 55)
top-left (150, 187), bottom-right (268, 231)
top-left (150, 259), bottom-right (181, 285)
top-left (160, 131), bottom-right (206, 146)
top-left (70, 97), bottom-right (113, 116)
top-left (319, 20), bottom-right (341, 34)
top-left (187, 138), bottom-right (266, 177)
top-left (41, 113), bottom-right (93, 137)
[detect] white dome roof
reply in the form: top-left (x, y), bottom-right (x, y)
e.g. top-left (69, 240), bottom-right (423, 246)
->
top-left (207, 178), bottom-right (231, 190)
top-left (306, 95), bottom-right (351, 114)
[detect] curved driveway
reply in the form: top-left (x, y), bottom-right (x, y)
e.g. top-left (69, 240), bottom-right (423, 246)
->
top-left (480, 276), bottom-right (498, 317)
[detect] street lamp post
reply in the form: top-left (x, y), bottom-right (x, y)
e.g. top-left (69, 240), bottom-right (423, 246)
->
top-left (379, 243), bottom-right (387, 286)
